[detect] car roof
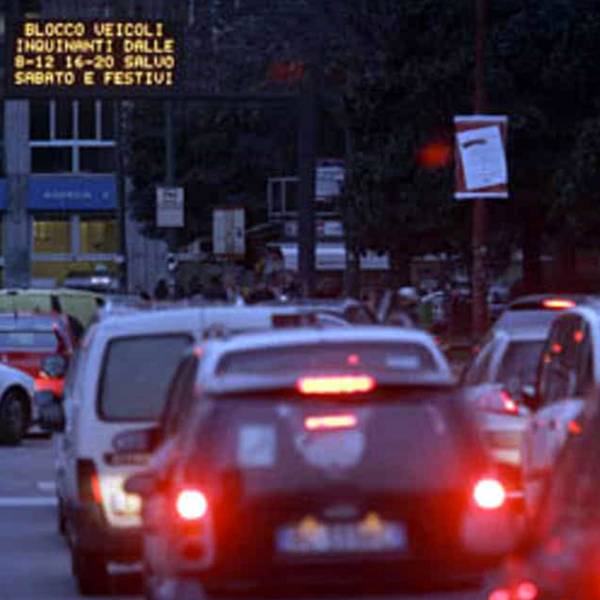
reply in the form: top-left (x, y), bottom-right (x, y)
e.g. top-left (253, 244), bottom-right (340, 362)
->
top-left (96, 307), bottom-right (206, 337)
top-left (94, 304), bottom-right (356, 339)
top-left (198, 326), bottom-right (452, 392)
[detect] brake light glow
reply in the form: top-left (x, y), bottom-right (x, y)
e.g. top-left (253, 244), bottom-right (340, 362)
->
top-left (297, 375), bottom-right (375, 395)
top-left (304, 414), bottom-right (358, 431)
top-left (76, 459), bottom-right (102, 504)
top-left (488, 590), bottom-right (511, 600)
top-left (176, 489), bottom-right (208, 521)
top-left (473, 478), bottom-right (506, 510)
top-left (542, 298), bottom-right (576, 310)
top-left (515, 581), bottom-right (538, 600)
top-left (568, 419), bottom-right (583, 435)
top-left (500, 390), bottom-right (518, 414)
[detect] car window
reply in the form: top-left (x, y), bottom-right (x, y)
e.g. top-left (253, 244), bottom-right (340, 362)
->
top-left (463, 340), bottom-right (495, 385)
top-left (189, 396), bottom-right (484, 490)
top-left (539, 316), bottom-right (580, 405)
top-left (345, 305), bottom-right (376, 324)
top-left (216, 342), bottom-right (440, 376)
top-left (98, 334), bottom-right (192, 421)
top-left (0, 330), bottom-right (57, 349)
top-left (496, 340), bottom-right (545, 391)
top-left (162, 354), bottom-right (199, 436)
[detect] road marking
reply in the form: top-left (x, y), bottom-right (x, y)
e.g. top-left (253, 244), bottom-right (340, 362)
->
top-left (36, 481), bottom-right (56, 493)
top-left (0, 497), bottom-right (57, 507)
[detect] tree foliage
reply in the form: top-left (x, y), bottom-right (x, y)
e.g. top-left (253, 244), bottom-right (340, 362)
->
top-left (127, 0), bottom-right (600, 282)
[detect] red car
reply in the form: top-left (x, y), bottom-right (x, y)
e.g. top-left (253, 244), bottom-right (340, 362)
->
top-left (0, 313), bottom-right (74, 396)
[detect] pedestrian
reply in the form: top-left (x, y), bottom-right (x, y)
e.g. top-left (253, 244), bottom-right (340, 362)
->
top-left (154, 279), bottom-right (169, 301)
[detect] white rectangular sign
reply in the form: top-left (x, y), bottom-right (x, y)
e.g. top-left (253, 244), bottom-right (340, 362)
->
top-left (454, 116), bottom-right (508, 200)
top-left (315, 159), bottom-right (345, 200)
top-left (213, 208), bottom-right (245, 256)
top-left (156, 186), bottom-right (184, 227)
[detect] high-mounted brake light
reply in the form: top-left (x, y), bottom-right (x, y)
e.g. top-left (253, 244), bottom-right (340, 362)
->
top-left (297, 375), bottom-right (376, 395)
top-left (176, 489), bottom-right (208, 521)
top-left (541, 298), bottom-right (576, 310)
top-left (473, 478), bottom-right (506, 510)
top-left (304, 414), bottom-right (358, 431)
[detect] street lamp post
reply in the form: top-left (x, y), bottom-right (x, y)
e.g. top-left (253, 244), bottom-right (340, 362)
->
top-left (471, 0), bottom-right (488, 338)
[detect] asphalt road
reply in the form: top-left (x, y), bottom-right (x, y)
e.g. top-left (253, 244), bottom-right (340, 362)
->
top-left (0, 437), bottom-right (491, 600)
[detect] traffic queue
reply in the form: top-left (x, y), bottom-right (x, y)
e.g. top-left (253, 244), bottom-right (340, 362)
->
top-left (0, 286), bottom-right (597, 598)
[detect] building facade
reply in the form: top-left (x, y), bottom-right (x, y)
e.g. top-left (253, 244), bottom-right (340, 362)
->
top-left (0, 0), bottom-right (177, 291)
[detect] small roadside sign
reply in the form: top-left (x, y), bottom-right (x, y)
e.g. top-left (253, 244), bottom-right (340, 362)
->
top-left (213, 207), bottom-right (245, 258)
top-left (156, 186), bottom-right (184, 227)
top-left (454, 116), bottom-right (508, 200)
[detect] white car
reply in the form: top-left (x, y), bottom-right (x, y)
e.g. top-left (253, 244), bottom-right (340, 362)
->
top-left (462, 326), bottom-right (547, 482)
top-left (521, 304), bottom-right (600, 516)
top-left (0, 362), bottom-right (35, 445)
top-left (38, 304), bottom-right (351, 595)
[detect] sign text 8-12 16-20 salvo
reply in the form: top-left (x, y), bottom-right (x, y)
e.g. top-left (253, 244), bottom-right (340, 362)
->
top-left (6, 20), bottom-right (180, 97)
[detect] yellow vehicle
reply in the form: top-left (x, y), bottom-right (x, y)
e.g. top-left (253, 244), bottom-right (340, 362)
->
top-left (0, 288), bottom-right (105, 328)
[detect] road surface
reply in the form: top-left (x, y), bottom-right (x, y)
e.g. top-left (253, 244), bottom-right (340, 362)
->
top-left (0, 437), bottom-right (490, 600)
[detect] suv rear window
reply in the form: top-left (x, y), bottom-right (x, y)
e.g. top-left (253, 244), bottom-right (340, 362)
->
top-left (98, 334), bottom-right (192, 421)
top-left (216, 342), bottom-right (439, 376)
top-left (192, 396), bottom-right (482, 489)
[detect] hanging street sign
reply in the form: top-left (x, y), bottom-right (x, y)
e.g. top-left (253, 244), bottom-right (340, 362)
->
top-left (454, 115), bottom-right (508, 200)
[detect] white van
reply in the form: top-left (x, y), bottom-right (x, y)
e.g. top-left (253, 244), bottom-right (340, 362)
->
top-left (39, 304), bottom-right (325, 595)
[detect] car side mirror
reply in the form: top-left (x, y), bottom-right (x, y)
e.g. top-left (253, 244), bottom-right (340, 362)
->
top-left (124, 471), bottom-right (156, 497)
top-left (520, 384), bottom-right (539, 411)
top-left (35, 391), bottom-right (65, 433)
top-left (112, 426), bottom-right (162, 455)
top-left (40, 355), bottom-right (68, 379)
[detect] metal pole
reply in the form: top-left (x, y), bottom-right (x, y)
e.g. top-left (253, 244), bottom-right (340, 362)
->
top-left (297, 70), bottom-right (317, 297)
top-left (471, 0), bottom-right (488, 337)
top-left (115, 101), bottom-right (128, 292)
top-left (164, 99), bottom-right (177, 296)
top-left (343, 128), bottom-right (359, 298)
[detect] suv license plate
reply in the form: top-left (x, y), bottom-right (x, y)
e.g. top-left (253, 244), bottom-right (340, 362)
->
top-left (276, 521), bottom-right (407, 554)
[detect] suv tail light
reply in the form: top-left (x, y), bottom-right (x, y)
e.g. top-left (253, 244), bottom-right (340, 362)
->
top-left (297, 375), bottom-right (375, 395)
top-left (304, 414), bottom-right (357, 431)
top-left (76, 459), bottom-right (102, 504)
top-left (473, 478), bottom-right (506, 510)
top-left (176, 489), bottom-right (208, 521)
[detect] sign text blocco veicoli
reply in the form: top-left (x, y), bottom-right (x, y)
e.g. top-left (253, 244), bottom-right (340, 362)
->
top-left (6, 20), bottom-right (181, 97)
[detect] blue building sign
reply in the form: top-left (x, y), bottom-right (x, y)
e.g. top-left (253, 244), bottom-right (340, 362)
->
top-left (28, 176), bottom-right (117, 211)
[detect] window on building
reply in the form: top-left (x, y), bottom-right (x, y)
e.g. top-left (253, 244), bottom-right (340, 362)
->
top-left (33, 218), bottom-right (71, 253)
top-left (80, 217), bottom-right (119, 253)
top-left (30, 100), bottom-right (116, 174)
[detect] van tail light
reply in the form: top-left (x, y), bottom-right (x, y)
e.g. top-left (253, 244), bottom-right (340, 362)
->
top-left (176, 489), bottom-right (208, 521)
top-left (297, 375), bottom-right (375, 395)
top-left (473, 478), bottom-right (506, 510)
top-left (304, 414), bottom-right (357, 431)
top-left (477, 388), bottom-right (519, 415)
top-left (76, 459), bottom-right (102, 504)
